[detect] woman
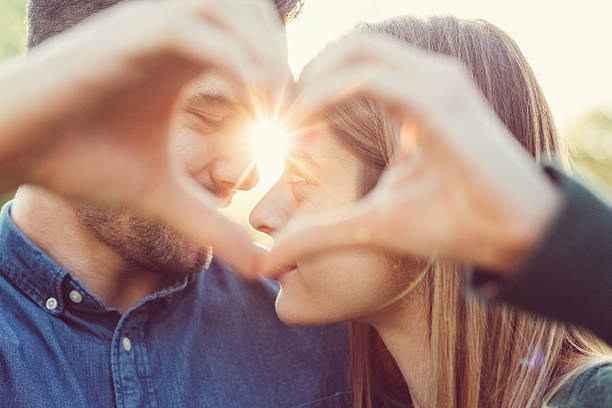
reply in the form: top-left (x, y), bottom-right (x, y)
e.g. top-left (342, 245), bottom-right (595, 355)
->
top-left (250, 16), bottom-right (611, 408)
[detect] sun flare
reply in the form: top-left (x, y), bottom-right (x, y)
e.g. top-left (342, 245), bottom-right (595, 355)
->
top-left (248, 119), bottom-right (290, 189)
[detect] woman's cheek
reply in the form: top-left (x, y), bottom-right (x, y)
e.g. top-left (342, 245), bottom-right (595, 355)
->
top-left (294, 254), bottom-right (396, 323)
top-left (298, 185), bottom-right (355, 216)
top-left (292, 185), bottom-right (329, 214)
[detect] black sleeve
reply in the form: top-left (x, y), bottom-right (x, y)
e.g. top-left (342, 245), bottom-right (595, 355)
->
top-left (466, 166), bottom-right (612, 346)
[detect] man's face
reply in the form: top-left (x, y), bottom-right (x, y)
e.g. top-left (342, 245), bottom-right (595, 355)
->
top-left (76, 74), bottom-right (258, 275)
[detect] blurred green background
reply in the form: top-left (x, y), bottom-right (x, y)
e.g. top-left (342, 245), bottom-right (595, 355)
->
top-left (0, 0), bottom-right (27, 60)
top-left (0, 0), bottom-right (27, 206)
top-left (1, 0), bottom-right (611, 210)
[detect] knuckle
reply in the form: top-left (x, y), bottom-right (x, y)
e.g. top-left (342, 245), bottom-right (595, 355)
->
top-left (332, 34), bottom-right (364, 58)
top-left (431, 54), bottom-right (461, 77)
top-left (159, 12), bottom-right (193, 51)
top-left (368, 202), bottom-right (394, 242)
top-left (439, 56), bottom-right (471, 87)
top-left (253, 0), bottom-right (280, 20)
top-left (427, 56), bottom-right (472, 113)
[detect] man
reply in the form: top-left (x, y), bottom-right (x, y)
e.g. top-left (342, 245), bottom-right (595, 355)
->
top-left (0, 0), bottom-right (288, 275)
top-left (0, 0), bottom-right (350, 406)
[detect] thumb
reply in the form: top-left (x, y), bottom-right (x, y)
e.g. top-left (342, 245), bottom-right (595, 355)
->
top-left (142, 172), bottom-right (266, 278)
top-left (261, 199), bottom-right (378, 277)
top-left (389, 118), bottom-right (420, 167)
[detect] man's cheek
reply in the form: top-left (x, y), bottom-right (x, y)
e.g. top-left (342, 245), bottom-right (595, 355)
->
top-left (168, 126), bottom-right (212, 175)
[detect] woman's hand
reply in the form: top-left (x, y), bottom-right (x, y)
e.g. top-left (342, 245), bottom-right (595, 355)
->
top-left (263, 32), bottom-right (561, 276)
top-left (0, 0), bottom-right (291, 277)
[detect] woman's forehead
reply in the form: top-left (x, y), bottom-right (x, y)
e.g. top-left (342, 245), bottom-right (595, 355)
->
top-left (289, 125), bottom-right (361, 170)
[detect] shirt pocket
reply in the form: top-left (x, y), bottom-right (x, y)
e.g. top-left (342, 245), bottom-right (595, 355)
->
top-left (288, 392), bottom-right (352, 408)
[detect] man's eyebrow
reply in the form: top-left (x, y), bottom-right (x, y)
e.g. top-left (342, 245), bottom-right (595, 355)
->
top-left (185, 93), bottom-right (242, 112)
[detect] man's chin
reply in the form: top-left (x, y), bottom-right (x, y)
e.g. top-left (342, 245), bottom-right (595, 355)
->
top-left (73, 204), bottom-right (210, 276)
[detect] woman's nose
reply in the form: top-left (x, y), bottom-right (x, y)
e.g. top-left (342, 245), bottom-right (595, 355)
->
top-left (249, 185), bottom-right (289, 236)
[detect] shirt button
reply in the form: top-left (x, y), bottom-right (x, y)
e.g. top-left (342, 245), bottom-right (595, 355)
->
top-left (122, 337), bottom-right (132, 352)
top-left (45, 297), bottom-right (58, 310)
top-left (69, 290), bottom-right (83, 304)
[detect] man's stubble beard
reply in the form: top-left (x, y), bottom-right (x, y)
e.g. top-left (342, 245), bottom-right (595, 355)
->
top-left (74, 204), bottom-right (210, 276)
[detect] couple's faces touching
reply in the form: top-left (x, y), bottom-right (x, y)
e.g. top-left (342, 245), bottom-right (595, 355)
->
top-left (80, 65), bottom-right (420, 322)
top-left (249, 124), bottom-right (421, 326)
top-left (178, 73), bottom-right (422, 327)
top-left (171, 72), bottom-right (420, 324)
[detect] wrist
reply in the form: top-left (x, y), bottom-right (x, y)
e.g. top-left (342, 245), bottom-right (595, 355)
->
top-left (486, 178), bottom-right (563, 275)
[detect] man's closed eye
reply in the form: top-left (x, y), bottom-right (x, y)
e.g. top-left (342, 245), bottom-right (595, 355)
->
top-left (186, 109), bottom-right (227, 133)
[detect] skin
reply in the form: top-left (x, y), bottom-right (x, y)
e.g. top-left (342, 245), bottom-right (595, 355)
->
top-left (2, 0), bottom-right (295, 311)
top-left (0, 0), bottom-right (292, 277)
top-left (0, 2), bottom-right (562, 288)
top-left (250, 126), bottom-right (432, 407)
top-left (12, 74), bottom-right (258, 313)
top-left (263, 31), bottom-right (562, 278)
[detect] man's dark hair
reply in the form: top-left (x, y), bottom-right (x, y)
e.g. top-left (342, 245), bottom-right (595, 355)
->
top-left (27, 0), bottom-right (304, 48)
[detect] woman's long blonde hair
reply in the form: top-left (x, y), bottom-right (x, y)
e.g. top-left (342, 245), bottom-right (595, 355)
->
top-left (321, 16), bottom-right (611, 408)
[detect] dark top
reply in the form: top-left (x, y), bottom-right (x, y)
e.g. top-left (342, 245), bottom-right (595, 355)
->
top-left (469, 165), bottom-right (612, 347)
top-left (547, 363), bottom-right (612, 407)
top-left (468, 166), bottom-right (612, 406)
top-left (0, 202), bottom-right (351, 408)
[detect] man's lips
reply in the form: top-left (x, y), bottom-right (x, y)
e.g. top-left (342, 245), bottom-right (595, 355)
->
top-left (271, 264), bottom-right (297, 281)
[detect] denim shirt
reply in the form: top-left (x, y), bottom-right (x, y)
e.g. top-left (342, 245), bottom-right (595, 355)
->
top-left (0, 202), bottom-right (351, 408)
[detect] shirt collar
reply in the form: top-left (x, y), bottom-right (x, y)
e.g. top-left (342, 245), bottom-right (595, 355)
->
top-left (0, 201), bottom-right (72, 315)
top-left (0, 201), bottom-right (197, 316)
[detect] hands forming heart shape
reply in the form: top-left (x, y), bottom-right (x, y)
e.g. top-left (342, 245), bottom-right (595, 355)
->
top-left (0, 0), bottom-right (561, 278)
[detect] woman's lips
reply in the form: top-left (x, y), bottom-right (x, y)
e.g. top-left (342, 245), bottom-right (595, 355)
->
top-left (271, 265), bottom-right (297, 281)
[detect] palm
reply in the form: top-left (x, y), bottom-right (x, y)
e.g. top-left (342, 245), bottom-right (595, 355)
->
top-left (368, 149), bottom-right (465, 258)
top-left (27, 58), bottom-right (189, 209)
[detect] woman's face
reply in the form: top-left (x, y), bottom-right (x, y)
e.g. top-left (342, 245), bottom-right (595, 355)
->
top-left (250, 124), bottom-right (417, 325)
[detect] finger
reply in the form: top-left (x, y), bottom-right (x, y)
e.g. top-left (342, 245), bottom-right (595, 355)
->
top-left (290, 32), bottom-right (479, 132)
top-left (247, 0), bottom-right (287, 29)
top-left (174, 17), bottom-right (270, 109)
top-left (189, 0), bottom-right (292, 97)
top-left (291, 59), bottom-right (472, 151)
top-left (400, 119), bottom-right (418, 156)
top-left (142, 171), bottom-right (266, 278)
top-left (260, 200), bottom-right (378, 276)
top-left (292, 43), bottom-right (535, 194)
top-left (288, 62), bottom-right (421, 129)
top-left (246, 0), bottom-right (296, 117)
top-left (193, 0), bottom-right (286, 53)
top-left (298, 32), bottom-right (408, 86)
top-left (273, 74), bottom-right (298, 121)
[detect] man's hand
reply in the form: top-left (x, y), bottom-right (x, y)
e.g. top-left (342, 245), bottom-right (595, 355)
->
top-left (0, 0), bottom-right (292, 277)
top-left (263, 32), bottom-right (562, 276)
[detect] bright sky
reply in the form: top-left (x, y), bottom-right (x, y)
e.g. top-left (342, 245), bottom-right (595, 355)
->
top-left (286, 0), bottom-right (612, 129)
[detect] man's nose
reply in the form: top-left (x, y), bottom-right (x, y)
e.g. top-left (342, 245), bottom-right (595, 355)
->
top-left (249, 186), bottom-right (289, 236)
top-left (235, 164), bottom-right (259, 191)
top-left (210, 158), bottom-right (259, 192)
